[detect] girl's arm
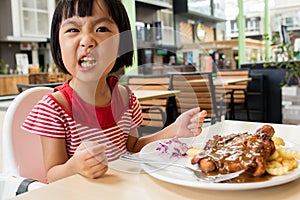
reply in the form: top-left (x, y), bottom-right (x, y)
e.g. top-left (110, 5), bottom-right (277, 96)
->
top-left (127, 107), bottom-right (207, 152)
top-left (41, 137), bottom-right (108, 183)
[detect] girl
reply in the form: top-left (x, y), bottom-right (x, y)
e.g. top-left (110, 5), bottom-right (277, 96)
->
top-left (22, 0), bottom-right (207, 183)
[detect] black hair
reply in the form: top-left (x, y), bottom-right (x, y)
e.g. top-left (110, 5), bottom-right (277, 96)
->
top-left (50, 0), bottom-right (134, 74)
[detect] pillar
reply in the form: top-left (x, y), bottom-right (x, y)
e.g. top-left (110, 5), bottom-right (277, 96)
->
top-left (264, 0), bottom-right (271, 61)
top-left (122, 0), bottom-right (138, 74)
top-left (237, 0), bottom-right (246, 68)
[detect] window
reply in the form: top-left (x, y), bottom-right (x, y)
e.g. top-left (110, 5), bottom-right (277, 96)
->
top-left (245, 17), bottom-right (260, 32)
top-left (213, 0), bottom-right (225, 18)
top-left (10, 0), bottom-right (55, 38)
top-left (285, 17), bottom-right (294, 28)
top-left (230, 20), bottom-right (238, 34)
top-left (273, 11), bottom-right (300, 31)
top-left (231, 17), bottom-right (260, 34)
top-left (188, 0), bottom-right (211, 16)
top-left (21, 0), bottom-right (50, 37)
top-left (157, 9), bottom-right (174, 45)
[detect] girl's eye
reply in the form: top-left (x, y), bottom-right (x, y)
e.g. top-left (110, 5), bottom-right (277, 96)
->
top-left (67, 28), bottom-right (79, 33)
top-left (96, 27), bottom-right (109, 32)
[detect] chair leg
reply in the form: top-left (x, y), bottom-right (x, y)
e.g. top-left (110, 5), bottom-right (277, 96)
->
top-left (164, 96), bottom-right (178, 128)
top-left (229, 92), bottom-right (235, 120)
top-left (244, 91), bottom-right (250, 121)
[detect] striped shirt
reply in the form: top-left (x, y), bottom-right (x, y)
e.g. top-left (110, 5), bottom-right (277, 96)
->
top-left (22, 76), bottom-right (143, 161)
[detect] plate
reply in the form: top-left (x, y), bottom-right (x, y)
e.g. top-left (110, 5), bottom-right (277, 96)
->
top-left (139, 139), bottom-right (300, 190)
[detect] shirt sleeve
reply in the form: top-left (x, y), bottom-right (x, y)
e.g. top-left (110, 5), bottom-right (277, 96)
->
top-left (129, 92), bottom-right (143, 129)
top-left (21, 95), bottom-right (67, 139)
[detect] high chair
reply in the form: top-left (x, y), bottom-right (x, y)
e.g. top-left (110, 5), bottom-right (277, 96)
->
top-left (0, 87), bottom-right (53, 199)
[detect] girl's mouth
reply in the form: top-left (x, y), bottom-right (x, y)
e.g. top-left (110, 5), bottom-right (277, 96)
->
top-left (79, 56), bottom-right (97, 68)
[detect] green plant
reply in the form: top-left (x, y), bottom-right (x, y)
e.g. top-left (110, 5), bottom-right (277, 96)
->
top-left (263, 33), bottom-right (300, 86)
top-left (0, 58), bottom-right (9, 74)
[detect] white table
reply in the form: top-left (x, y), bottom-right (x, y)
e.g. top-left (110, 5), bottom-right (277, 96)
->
top-left (134, 90), bottom-right (179, 102)
top-left (12, 120), bottom-right (300, 200)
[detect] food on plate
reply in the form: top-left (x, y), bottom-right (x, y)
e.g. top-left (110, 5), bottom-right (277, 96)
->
top-left (186, 146), bottom-right (204, 157)
top-left (154, 125), bottom-right (300, 181)
top-left (191, 125), bottom-right (276, 176)
top-left (272, 136), bottom-right (285, 146)
top-left (266, 136), bottom-right (300, 176)
top-left (156, 138), bottom-right (188, 159)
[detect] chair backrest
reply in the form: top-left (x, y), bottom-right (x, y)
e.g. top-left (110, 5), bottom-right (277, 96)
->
top-left (125, 74), bottom-right (171, 135)
top-left (2, 87), bottom-right (53, 183)
top-left (216, 69), bottom-right (250, 104)
top-left (169, 72), bottom-right (218, 124)
top-left (125, 74), bottom-right (170, 91)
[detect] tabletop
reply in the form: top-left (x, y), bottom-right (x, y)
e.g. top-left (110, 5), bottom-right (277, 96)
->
top-left (213, 77), bottom-right (252, 86)
top-left (12, 120), bottom-right (300, 200)
top-left (134, 90), bottom-right (180, 102)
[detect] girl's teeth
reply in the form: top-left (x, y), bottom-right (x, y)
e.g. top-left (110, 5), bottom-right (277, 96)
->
top-left (81, 57), bottom-right (96, 67)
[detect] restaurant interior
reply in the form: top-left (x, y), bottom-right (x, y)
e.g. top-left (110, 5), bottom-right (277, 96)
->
top-left (1, 0), bottom-right (300, 199)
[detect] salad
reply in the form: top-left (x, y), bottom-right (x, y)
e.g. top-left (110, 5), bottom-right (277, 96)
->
top-left (156, 138), bottom-right (188, 159)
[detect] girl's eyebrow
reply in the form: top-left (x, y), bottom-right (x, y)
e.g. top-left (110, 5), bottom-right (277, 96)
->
top-left (94, 17), bottom-right (115, 25)
top-left (61, 20), bottom-right (79, 29)
top-left (61, 17), bottom-right (115, 29)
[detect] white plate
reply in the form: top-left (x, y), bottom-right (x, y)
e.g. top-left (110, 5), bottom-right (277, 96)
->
top-left (139, 139), bottom-right (300, 190)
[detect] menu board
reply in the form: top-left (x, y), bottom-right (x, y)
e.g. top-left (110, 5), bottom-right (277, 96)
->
top-left (15, 53), bottom-right (29, 74)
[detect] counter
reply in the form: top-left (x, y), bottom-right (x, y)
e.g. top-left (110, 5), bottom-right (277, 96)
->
top-left (0, 73), bottom-right (70, 96)
top-left (0, 74), bottom-right (28, 96)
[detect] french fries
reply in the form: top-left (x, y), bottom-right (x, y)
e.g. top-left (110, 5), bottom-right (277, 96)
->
top-left (272, 136), bottom-right (285, 146)
top-left (186, 146), bottom-right (204, 157)
top-left (266, 136), bottom-right (300, 176)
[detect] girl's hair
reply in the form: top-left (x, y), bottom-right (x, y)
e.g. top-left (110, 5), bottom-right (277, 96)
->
top-left (50, 0), bottom-right (134, 74)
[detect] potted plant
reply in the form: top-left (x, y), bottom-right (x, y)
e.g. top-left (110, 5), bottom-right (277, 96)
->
top-left (264, 32), bottom-right (300, 124)
top-left (264, 32), bottom-right (300, 87)
top-left (0, 58), bottom-right (9, 74)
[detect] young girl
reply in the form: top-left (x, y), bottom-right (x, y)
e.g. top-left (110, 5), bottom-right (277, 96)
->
top-left (22, 0), bottom-right (207, 183)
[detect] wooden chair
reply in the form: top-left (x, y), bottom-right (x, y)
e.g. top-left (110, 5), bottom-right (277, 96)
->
top-left (125, 74), bottom-right (172, 136)
top-left (168, 72), bottom-right (219, 124)
top-left (215, 69), bottom-right (250, 120)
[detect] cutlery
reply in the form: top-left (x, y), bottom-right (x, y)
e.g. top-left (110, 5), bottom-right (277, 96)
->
top-left (119, 154), bottom-right (245, 183)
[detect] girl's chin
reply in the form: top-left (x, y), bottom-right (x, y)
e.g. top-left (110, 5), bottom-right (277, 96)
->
top-left (74, 70), bottom-right (108, 83)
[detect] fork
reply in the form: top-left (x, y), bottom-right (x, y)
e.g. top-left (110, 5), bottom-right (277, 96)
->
top-left (119, 154), bottom-right (245, 183)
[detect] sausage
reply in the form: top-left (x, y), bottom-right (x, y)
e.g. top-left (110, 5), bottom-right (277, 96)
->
top-left (199, 158), bottom-right (216, 173)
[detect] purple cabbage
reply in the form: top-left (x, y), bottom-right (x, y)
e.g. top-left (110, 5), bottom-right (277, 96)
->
top-left (156, 138), bottom-right (188, 159)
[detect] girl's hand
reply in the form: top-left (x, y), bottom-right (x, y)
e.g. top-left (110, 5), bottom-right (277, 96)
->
top-left (174, 107), bottom-right (207, 138)
top-left (68, 141), bottom-right (108, 179)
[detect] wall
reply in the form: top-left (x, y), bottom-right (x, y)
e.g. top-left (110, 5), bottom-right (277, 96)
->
top-left (0, 43), bottom-right (20, 73)
top-left (136, 6), bottom-right (157, 23)
top-left (0, 0), bottom-right (14, 71)
top-left (0, 0), bottom-right (13, 39)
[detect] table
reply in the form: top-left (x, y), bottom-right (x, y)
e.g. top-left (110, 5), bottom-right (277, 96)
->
top-left (12, 120), bottom-right (300, 200)
top-left (134, 90), bottom-right (180, 102)
top-left (213, 77), bottom-right (252, 86)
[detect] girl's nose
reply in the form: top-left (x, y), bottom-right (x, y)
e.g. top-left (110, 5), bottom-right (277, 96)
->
top-left (80, 35), bottom-right (96, 50)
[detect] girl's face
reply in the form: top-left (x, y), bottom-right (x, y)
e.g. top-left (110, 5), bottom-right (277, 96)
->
top-left (59, 0), bottom-right (120, 83)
